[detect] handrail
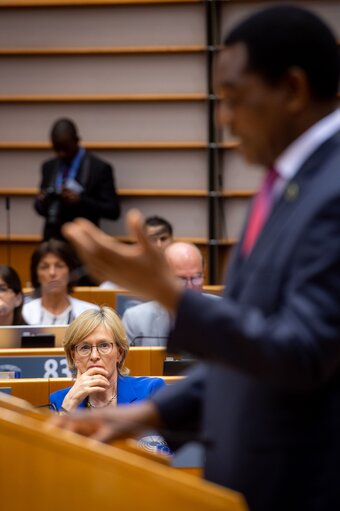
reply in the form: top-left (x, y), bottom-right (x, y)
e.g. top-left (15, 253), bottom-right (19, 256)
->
top-left (0, 45), bottom-right (206, 55)
top-left (0, 0), bottom-right (203, 7)
top-left (0, 93), bottom-right (207, 103)
top-left (120, 189), bottom-right (207, 197)
top-left (0, 234), bottom-right (238, 245)
top-left (0, 141), bottom-right (209, 150)
top-left (0, 141), bottom-right (238, 150)
top-left (0, 187), bottom-right (254, 198)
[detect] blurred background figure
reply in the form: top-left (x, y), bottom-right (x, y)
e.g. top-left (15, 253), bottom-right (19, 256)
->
top-left (50, 307), bottom-right (165, 411)
top-left (100, 214), bottom-right (175, 290)
top-left (122, 242), bottom-right (205, 345)
top-left (23, 239), bottom-right (96, 325)
top-left (144, 216), bottom-right (173, 251)
top-left (0, 265), bottom-right (26, 326)
top-left (35, 118), bottom-right (120, 241)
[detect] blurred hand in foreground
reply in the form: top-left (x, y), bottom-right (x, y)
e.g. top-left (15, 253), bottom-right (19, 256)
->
top-left (62, 210), bottom-right (183, 312)
top-left (49, 400), bottom-right (161, 443)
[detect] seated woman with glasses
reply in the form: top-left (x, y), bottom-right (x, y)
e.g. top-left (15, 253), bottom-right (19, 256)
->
top-left (0, 265), bottom-right (26, 325)
top-left (49, 307), bottom-right (165, 412)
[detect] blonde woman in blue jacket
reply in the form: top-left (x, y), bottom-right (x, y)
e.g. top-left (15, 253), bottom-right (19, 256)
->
top-left (50, 307), bottom-right (165, 412)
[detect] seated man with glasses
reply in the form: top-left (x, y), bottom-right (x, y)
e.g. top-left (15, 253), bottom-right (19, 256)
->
top-left (122, 242), bottom-right (211, 346)
top-left (50, 307), bottom-right (165, 412)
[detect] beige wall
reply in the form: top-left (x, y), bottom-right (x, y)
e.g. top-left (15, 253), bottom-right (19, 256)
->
top-left (0, 5), bottom-right (206, 48)
top-left (0, 0), bottom-right (339, 281)
top-left (0, 54), bottom-right (206, 95)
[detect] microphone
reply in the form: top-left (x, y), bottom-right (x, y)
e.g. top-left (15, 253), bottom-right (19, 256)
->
top-left (5, 195), bottom-right (11, 266)
top-left (131, 336), bottom-right (169, 347)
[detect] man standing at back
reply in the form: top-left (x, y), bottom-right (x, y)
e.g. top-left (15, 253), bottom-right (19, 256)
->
top-left (55, 6), bottom-right (340, 510)
top-left (35, 118), bottom-right (120, 240)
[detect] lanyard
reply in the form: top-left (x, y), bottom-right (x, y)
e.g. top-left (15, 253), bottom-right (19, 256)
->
top-left (55, 147), bottom-right (85, 192)
top-left (39, 307), bottom-right (73, 325)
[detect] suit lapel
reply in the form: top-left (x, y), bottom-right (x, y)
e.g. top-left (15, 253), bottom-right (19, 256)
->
top-left (76, 152), bottom-right (91, 187)
top-left (226, 200), bottom-right (253, 295)
top-left (48, 160), bottom-right (60, 188)
top-left (227, 130), bottom-right (340, 296)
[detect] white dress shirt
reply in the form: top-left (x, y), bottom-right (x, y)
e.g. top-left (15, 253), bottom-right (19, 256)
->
top-left (273, 109), bottom-right (340, 196)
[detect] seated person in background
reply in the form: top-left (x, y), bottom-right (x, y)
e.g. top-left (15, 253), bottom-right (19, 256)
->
top-left (50, 307), bottom-right (165, 412)
top-left (35, 118), bottom-right (120, 241)
top-left (100, 215), bottom-right (174, 290)
top-left (144, 216), bottom-right (173, 251)
top-left (122, 242), bottom-right (205, 346)
top-left (0, 265), bottom-right (26, 325)
top-left (23, 239), bottom-right (97, 325)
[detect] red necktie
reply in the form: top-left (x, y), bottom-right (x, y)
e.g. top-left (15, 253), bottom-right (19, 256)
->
top-left (241, 168), bottom-right (279, 256)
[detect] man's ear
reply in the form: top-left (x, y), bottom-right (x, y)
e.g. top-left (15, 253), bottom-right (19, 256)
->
top-left (14, 293), bottom-right (23, 308)
top-left (284, 67), bottom-right (311, 114)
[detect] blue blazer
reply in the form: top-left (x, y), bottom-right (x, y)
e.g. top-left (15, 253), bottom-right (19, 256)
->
top-left (50, 375), bottom-right (165, 411)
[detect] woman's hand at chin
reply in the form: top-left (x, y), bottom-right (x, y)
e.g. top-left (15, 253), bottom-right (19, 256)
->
top-left (61, 367), bottom-right (110, 412)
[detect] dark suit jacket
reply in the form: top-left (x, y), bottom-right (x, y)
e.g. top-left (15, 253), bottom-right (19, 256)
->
top-left (35, 151), bottom-right (120, 239)
top-left (153, 130), bottom-right (340, 511)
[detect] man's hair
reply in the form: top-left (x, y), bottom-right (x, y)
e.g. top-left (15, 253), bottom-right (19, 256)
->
top-left (50, 118), bottom-right (79, 142)
top-left (166, 240), bottom-right (204, 262)
top-left (224, 5), bottom-right (339, 101)
top-left (145, 216), bottom-right (173, 236)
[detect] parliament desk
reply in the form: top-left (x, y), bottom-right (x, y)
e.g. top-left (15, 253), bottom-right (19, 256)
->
top-left (0, 346), bottom-right (166, 378)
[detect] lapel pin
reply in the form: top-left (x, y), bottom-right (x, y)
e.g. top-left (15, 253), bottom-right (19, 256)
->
top-left (285, 182), bottom-right (299, 201)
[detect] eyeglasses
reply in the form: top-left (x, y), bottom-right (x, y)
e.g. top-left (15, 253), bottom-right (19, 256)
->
top-left (177, 275), bottom-right (204, 288)
top-left (74, 341), bottom-right (114, 357)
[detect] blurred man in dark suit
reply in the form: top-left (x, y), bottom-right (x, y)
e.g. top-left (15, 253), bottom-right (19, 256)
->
top-left (35, 118), bottom-right (120, 240)
top-left (53, 6), bottom-right (340, 511)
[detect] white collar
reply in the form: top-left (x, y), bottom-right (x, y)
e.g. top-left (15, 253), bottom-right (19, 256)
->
top-left (275, 109), bottom-right (340, 182)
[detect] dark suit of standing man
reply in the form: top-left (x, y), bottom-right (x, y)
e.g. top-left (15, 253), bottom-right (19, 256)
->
top-left (35, 118), bottom-right (120, 240)
top-left (54, 6), bottom-right (340, 511)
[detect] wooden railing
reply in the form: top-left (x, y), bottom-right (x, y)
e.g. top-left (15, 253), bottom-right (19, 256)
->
top-left (0, 0), bottom-right (204, 7)
top-left (0, 45), bottom-right (206, 54)
top-left (0, 93), bottom-right (207, 102)
top-left (0, 374), bottom-right (183, 406)
top-left (0, 390), bottom-right (248, 510)
top-left (0, 346), bottom-right (168, 376)
top-left (0, 187), bottom-right (254, 198)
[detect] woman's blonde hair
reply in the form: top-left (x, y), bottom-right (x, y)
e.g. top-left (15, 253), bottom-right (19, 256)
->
top-left (63, 307), bottom-right (129, 375)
